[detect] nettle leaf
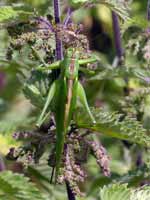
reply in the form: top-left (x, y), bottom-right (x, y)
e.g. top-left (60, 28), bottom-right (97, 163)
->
top-left (0, 6), bottom-right (33, 23)
top-left (89, 63), bottom-right (150, 82)
top-left (131, 186), bottom-right (150, 200)
top-left (0, 171), bottom-right (47, 200)
top-left (69, 0), bottom-right (129, 20)
top-left (0, 96), bottom-right (34, 134)
top-left (99, 184), bottom-right (131, 200)
top-left (76, 108), bottom-right (150, 147)
top-left (121, 16), bottom-right (149, 34)
top-left (99, 184), bottom-right (150, 200)
top-left (23, 83), bottom-right (45, 108)
top-left (89, 165), bottom-right (150, 193)
top-left (69, 0), bottom-right (88, 6)
top-left (22, 71), bottom-right (51, 109)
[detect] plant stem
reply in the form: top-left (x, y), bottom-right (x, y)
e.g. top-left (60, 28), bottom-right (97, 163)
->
top-left (64, 144), bottom-right (76, 200)
top-left (53, 0), bottom-right (63, 60)
top-left (64, 8), bottom-right (72, 27)
top-left (112, 11), bottom-right (124, 65)
top-left (64, 144), bottom-right (75, 200)
top-left (0, 155), bottom-right (5, 171)
top-left (136, 151), bottom-right (143, 167)
top-left (0, 72), bottom-right (6, 90)
top-left (54, 0), bottom-right (61, 24)
top-left (66, 181), bottom-right (76, 200)
top-left (147, 0), bottom-right (150, 20)
top-left (37, 17), bottom-right (54, 32)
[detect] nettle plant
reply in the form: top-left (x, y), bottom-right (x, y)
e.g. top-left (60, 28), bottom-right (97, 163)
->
top-left (1, 0), bottom-right (150, 199)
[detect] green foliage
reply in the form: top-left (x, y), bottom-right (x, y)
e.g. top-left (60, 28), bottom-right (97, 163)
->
top-left (22, 70), bottom-right (51, 109)
top-left (23, 83), bottom-right (45, 108)
top-left (131, 186), bottom-right (150, 200)
top-left (89, 64), bottom-right (150, 82)
top-left (0, 6), bottom-right (33, 23)
top-left (69, 0), bottom-right (129, 20)
top-left (0, 0), bottom-right (150, 199)
top-left (99, 183), bottom-right (130, 200)
top-left (89, 165), bottom-right (150, 194)
top-left (0, 97), bottom-right (34, 134)
top-left (121, 16), bottom-right (149, 34)
top-left (99, 183), bottom-right (150, 200)
top-left (76, 108), bottom-right (150, 147)
top-left (0, 170), bottom-right (47, 200)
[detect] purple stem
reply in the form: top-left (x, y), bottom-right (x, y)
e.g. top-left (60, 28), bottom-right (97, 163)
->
top-left (136, 151), bottom-right (143, 167)
top-left (112, 11), bottom-right (124, 61)
top-left (0, 72), bottom-right (6, 90)
top-left (64, 8), bottom-right (73, 27)
top-left (37, 17), bottom-right (54, 32)
top-left (66, 181), bottom-right (76, 200)
top-left (54, 0), bottom-right (61, 24)
top-left (147, 0), bottom-right (150, 21)
top-left (0, 155), bottom-right (5, 171)
top-left (64, 145), bottom-right (76, 200)
top-left (53, 0), bottom-right (63, 60)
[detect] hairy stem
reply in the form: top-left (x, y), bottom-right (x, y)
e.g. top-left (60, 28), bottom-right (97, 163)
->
top-left (0, 72), bottom-right (6, 90)
top-left (66, 180), bottom-right (76, 200)
top-left (112, 11), bottom-right (124, 65)
top-left (53, 0), bottom-right (63, 60)
top-left (65, 145), bottom-right (76, 200)
top-left (37, 17), bottom-right (54, 32)
top-left (147, 0), bottom-right (150, 20)
top-left (0, 155), bottom-right (5, 171)
top-left (64, 7), bottom-right (73, 27)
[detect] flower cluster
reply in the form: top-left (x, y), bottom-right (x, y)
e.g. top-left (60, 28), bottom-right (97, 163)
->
top-left (7, 122), bottom-right (111, 196)
top-left (88, 140), bottom-right (111, 177)
top-left (55, 22), bottom-right (90, 55)
top-left (6, 16), bottom-right (91, 67)
top-left (57, 145), bottom-right (86, 196)
top-left (143, 40), bottom-right (150, 61)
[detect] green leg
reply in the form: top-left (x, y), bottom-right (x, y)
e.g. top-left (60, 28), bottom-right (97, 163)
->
top-left (36, 81), bottom-right (56, 127)
top-left (77, 82), bottom-right (96, 124)
top-left (78, 56), bottom-right (98, 65)
top-left (36, 61), bottom-right (61, 71)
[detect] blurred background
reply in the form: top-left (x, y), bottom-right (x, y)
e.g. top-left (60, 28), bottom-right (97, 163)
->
top-left (0, 0), bottom-right (149, 199)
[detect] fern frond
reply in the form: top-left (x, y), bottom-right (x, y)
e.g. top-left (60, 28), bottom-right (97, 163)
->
top-left (76, 108), bottom-right (150, 147)
top-left (0, 171), bottom-right (47, 200)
